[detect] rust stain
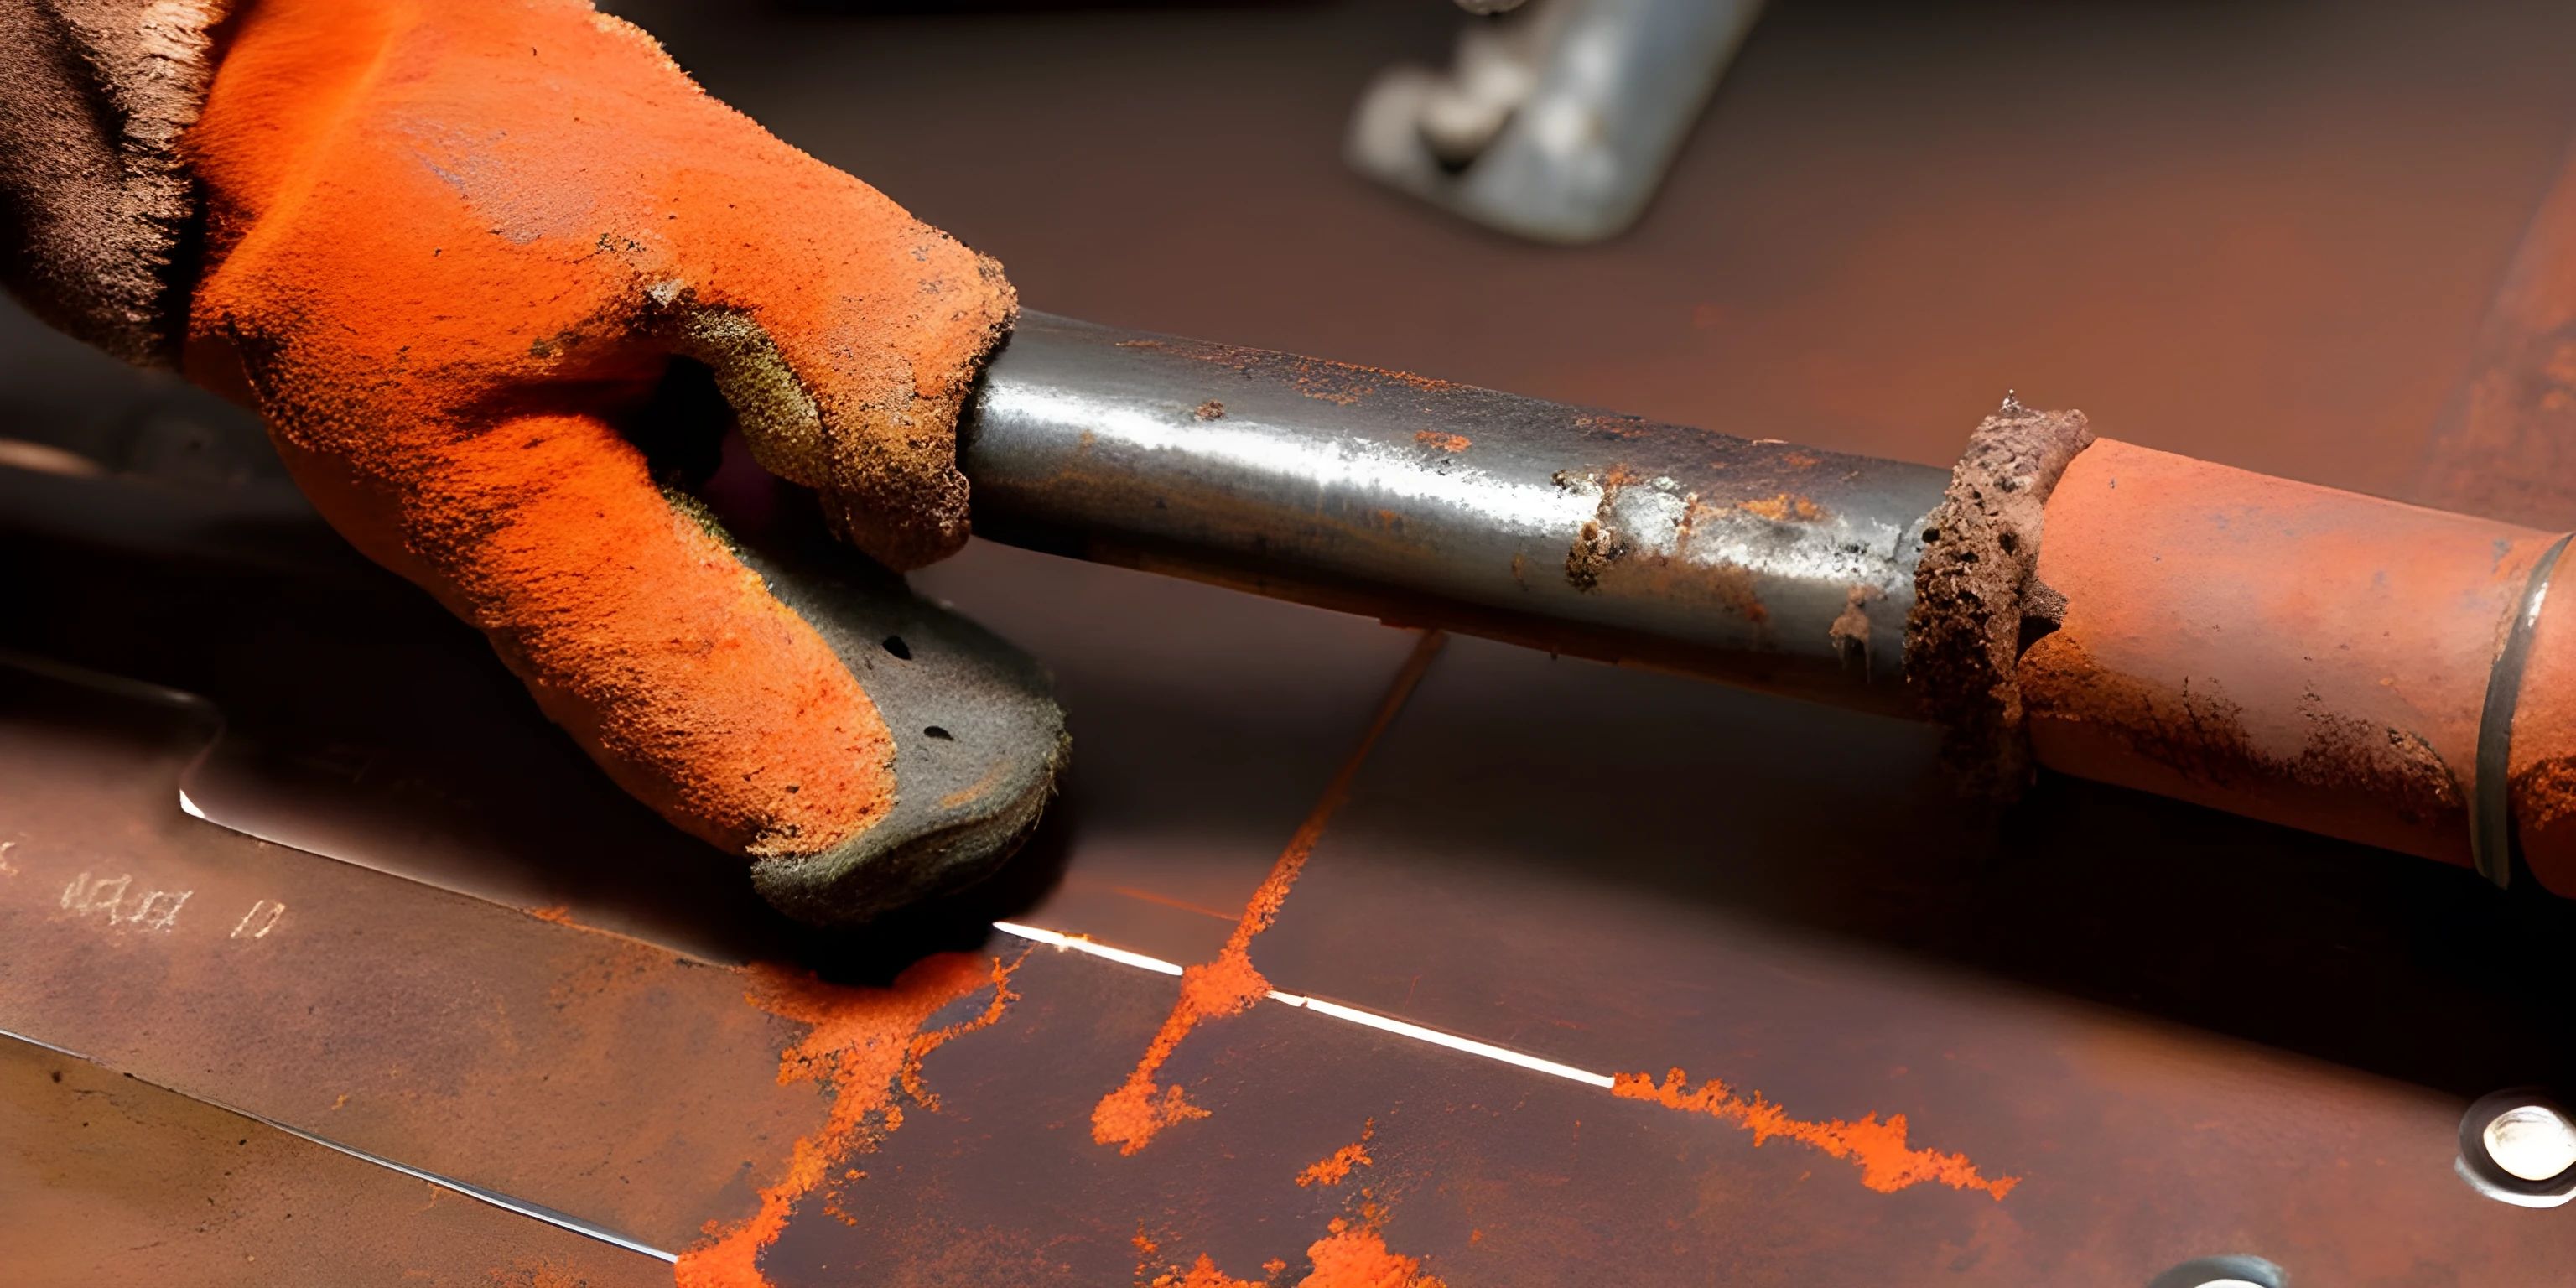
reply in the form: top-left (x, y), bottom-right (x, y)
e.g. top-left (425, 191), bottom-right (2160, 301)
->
top-left (675, 953), bottom-right (1022, 1288)
top-left (2026, 437), bottom-right (2551, 866)
top-left (1296, 1119), bottom-right (1376, 1187)
top-left (1707, 563), bottom-right (1769, 626)
top-left (1573, 412), bottom-right (1653, 440)
top-left (1564, 520), bottom-right (1625, 592)
top-left (2501, 555), bottom-right (2576, 893)
top-left (1092, 633), bottom-right (1446, 1155)
top-left (1171, 340), bottom-right (1457, 408)
top-left (2021, 634), bottom-right (2463, 829)
top-left (523, 904), bottom-right (577, 926)
top-left (1737, 493), bottom-right (1825, 522)
top-left (1296, 1218), bottom-right (1448, 1288)
top-left (1150, 1132), bottom-right (1446, 1288)
top-left (1153, 1254), bottom-right (1263, 1288)
top-left (1829, 584), bottom-right (1882, 665)
top-left (1562, 466), bottom-right (1638, 593)
top-left (1194, 399), bottom-right (1227, 421)
top-left (1613, 1067), bottom-right (2018, 1201)
top-left (1414, 430), bottom-right (1471, 453)
top-left (2516, 756), bottom-right (2576, 834)
top-left (1135, 1227), bottom-right (1166, 1286)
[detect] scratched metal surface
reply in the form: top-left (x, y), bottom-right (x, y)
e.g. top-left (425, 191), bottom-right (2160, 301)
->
top-left (0, 1034), bottom-right (673, 1287)
top-left (10, 0), bottom-right (2576, 1282)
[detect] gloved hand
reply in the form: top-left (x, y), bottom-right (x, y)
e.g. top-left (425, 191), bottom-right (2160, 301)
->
top-left (160, 0), bottom-right (1052, 917)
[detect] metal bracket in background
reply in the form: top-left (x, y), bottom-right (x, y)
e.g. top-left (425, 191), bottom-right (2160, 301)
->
top-left (1347, 0), bottom-right (1765, 245)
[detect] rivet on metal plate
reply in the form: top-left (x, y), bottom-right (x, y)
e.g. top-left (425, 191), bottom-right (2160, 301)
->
top-left (2147, 1254), bottom-right (2288, 1288)
top-left (2457, 1088), bottom-right (2576, 1207)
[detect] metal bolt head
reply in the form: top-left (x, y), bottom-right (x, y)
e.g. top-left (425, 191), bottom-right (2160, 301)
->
top-left (2147, 1254), bottom-right (2285, 1288)
top-left (2484, 1104), bottom-right (2576, 1182)
top-left (2457, 1088), bottom-right (2576, 1207)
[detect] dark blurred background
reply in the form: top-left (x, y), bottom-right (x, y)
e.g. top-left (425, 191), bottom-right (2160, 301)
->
top-left (11, 0), bottom-right (2576, 498)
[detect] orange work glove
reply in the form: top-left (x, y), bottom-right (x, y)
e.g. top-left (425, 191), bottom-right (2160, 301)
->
top-left (179, 0), bottom-right (1027, 908)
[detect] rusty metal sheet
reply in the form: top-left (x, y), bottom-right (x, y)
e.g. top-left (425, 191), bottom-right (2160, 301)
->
top-left (0, 1033), bottom-right (670, 1287)
top-left (0, 515), bottom-right (1427, 1261)
top-left (13, 612), bottom-right (2576, 1282)
top-left (8, 1), bottom-right (2576, 1283)
top-left (0, 663), bottom-right (830, 1252)
top-left (1235, 635), bottom-right (2576, 1282)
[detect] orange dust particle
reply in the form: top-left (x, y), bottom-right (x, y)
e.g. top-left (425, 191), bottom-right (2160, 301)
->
top-left (1613, 1067), bottom-right (2018, 1200)
top-left (1093, 1074), bottom-right (1216, 1154)
top-left (1414, 430), bottom-right (1470, 453)
top-left (1157, 1217), bottom-right (1444, 1288)
top-left (1151, 1254), bottom-right (1264, 1288)
top-left (1301, 1218), bottom-right (1447, 1288)
top-left (1737, 493), bottom-right (1824, 522)
top-left (1296, 1119), bottom-right (1375, 1188)
top-left (675, 953), bottom-right (1021, 1287)
top-left (524, 904), bottom-right (576, 925)
top-left (1195, 400), bottom-right (1227, 420)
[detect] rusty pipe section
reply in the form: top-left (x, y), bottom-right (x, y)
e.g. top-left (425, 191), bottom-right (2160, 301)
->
top-left (2024, 439), bottom-right (2576, 895)
top-left (963, 314), bottom-right (2576, 893)
top-left (963, 311), bottom-right (1944, 710)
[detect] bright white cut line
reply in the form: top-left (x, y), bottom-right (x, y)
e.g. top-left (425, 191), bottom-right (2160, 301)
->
top-left (176, 788), bottom-right (206, 820)
top-left (992, 921), bottom-right (1618, 1090)
top-left (993, 921), bottom-right (1187, 976)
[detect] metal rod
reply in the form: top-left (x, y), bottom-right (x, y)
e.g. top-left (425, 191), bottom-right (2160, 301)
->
top-left (960, 311), bottom-right (1945, 713)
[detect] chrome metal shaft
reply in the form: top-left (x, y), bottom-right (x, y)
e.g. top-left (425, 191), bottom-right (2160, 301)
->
top-left (960, 311), bottom-right (1945, 713)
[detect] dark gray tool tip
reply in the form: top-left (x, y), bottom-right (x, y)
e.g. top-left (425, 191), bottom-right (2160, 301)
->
top-left (737, 543), bottom-right (1069, 927)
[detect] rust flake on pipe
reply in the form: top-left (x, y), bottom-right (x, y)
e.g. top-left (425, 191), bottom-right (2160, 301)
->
top-left (1907, 401), bottom-right (2096, 799)
top-left (1737, 492), bottom-right (1825, 522)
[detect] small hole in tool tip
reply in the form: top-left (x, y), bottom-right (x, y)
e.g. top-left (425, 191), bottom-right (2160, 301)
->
top-left (880, 636), bottom-right (911, 660)
top-left (923, 726), bottom-right (953, 740)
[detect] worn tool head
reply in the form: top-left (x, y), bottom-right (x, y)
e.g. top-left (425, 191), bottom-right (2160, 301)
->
top-left (733, 536), bottom-right (1068, 927)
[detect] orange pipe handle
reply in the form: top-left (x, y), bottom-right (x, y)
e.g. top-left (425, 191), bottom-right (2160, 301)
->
top-left (2023, 438), bottom-right (2576, 894)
